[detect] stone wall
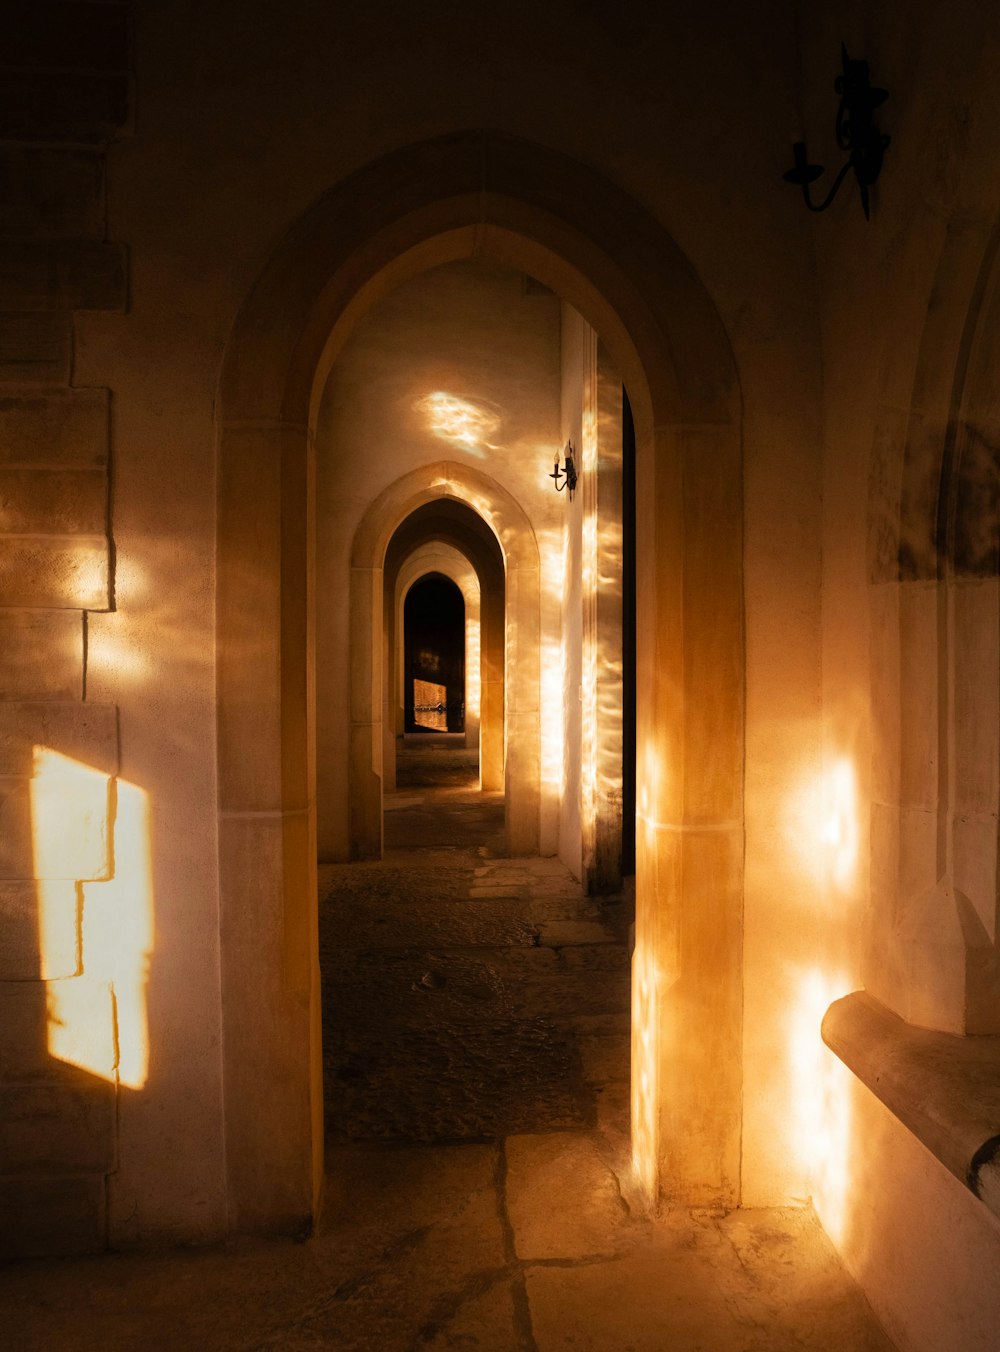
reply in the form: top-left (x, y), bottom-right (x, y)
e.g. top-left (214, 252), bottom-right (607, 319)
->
top-left (0, 0), bottom-right (129, 1256)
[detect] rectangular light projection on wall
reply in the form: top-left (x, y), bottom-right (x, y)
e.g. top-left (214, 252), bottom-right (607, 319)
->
top-left (31, 747), bottom-right (154, 1090)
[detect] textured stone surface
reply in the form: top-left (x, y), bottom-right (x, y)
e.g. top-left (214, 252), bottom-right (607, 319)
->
top-left (0, 1175), bottom-right (106, 1259)
top-left (0, 768), bottom-right (111, 881)
top-left (0, 765), bottom-right (895, 1347)
top-left (0, 878), bottom-right (78, 980)
top-left (0, 701), bottom-right (117, 775)
top-left (0, 1070), bottom-right (115, 1173)
top-left (525, 1209), bottom-right (897, 1352)
top-left (0, 1157), bottom-right (897, 1349)
top-left (823, 991), bottom-right (1000, 1217)
top-left (0, 71), bottom-right (129, 143)
top-left (0, 609), bottom-right (83, 700)
top-left (0, 313), bottom-right (71, 384)
top-left (0, 240), bottom-right (126, 311)
top-left (0, 148), bottom-right (104, 238)
top-left (0, 388), bottom-right (108, 466)
top-left (321, 786), bottom-right (629, 1144)
top-left (0, 535), bottom-right (109, 609)
top-left (506, 1132), bottom-right (631, 1259)
top-left (0, 467), bottom-right (107, 534)
top-left (0, 980), bottom-right (50, 1079)
top-left (0, 879), bottom-right (42, 979)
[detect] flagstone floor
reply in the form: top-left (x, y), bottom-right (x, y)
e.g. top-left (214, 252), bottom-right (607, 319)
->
top-left (0, 748), bottom-right (897, 1351)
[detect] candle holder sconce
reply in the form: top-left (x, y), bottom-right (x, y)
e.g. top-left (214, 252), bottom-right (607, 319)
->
top-left (784, 44), bottom-right (890, 220)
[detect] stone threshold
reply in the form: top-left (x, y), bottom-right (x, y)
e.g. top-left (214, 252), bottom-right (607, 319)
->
top-left (823, 991), bottom-right (1000, 1222)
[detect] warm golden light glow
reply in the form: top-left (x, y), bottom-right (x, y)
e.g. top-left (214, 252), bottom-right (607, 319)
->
top-left (87, 621), bottom-right (152, 683)
top-left (539, 527), bottom-right (568, 793)
top-left (631, 942), bottom-right (660, 1200)
top-left (31, 749), bottom-right (153, 1090)
top-left (789, 966), bottom-right (852, 1244)
top-left (580, 501), bottom-right (599, 837)
top-left (784, 755), bottom-right (860, 896)
top-left (417, 391), bottom-right (501, 455)
top-left (30, 749), bottom-right (111, 882)
top-left (823, 758), bottom-right (859, 892)
top-left (465, 615), bottom-right (481, 719)
top-left (413, 678), bottom-right (447, 730)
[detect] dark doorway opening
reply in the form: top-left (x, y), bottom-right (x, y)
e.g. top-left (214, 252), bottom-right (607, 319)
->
top-left (403, 574), bottom-right (465, 735)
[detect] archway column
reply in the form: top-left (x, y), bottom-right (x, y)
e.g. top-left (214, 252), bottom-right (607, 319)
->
top-left (217, 419), bottom-right (322, 1233)
top-left (348, 563), bottom-right (384, 859)
top-left (390, 548), bottom-right (483, 782)
top-left (219, 133), bottom-right (742, 1232)
top-left (634, 423), bottom-right (744, 1207)
top-left (504, 562), bottom-right (541, 853)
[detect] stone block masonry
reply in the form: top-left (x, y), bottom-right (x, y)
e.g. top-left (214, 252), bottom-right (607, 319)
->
top-left (0, 0), bottom-right (130, 1258)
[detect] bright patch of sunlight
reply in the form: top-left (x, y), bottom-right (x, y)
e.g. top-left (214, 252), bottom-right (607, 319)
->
top-left (784, 755), bottom-right (860, 897)
top-left (32, 749), bottom-right (153, 1089)
top-left (539, 529), bottom-right (568, 793)
top-left (465, 615), bottom-right (481, 718)
top-left (86, 620), bottom-right (151, 683)
top-left (631, 942), bottom-right (660, 1201)
top-left (823, 758), bottom-right (859, 892)
top-left (581, 506), bottom-right (599, 832)
top-left (636, 737), bottom-right (666, 842)
top-left (416, 392), bottom-right (501, 456)
top-left (540, 640), bottom-right (565, 792)
top-left (789, 966), bottom-right (852, 1244)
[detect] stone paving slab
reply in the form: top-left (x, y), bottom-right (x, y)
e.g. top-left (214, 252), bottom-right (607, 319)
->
top-left (0, 767), bottom-right (896, 1351)
top-left (0, 1140), bottom-right (898, 1352)
top-left (323, 786), bottom-right (630, 1144)
top-left (525, 1207), bottom-right (898, 1352)
top-left (506, 1131), bottom-right (632, 1260)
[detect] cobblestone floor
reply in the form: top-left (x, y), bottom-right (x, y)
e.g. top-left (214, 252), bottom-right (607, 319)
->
top-left (322, 752), bottom-right (631, 1147)
top-left (0, 751), bottom-right (898, 1350)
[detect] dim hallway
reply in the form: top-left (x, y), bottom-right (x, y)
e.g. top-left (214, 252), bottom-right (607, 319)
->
top-left (0, 772), bottom-right (895, 1350)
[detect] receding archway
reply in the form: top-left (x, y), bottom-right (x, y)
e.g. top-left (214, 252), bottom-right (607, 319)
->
top-left (348, 463), bottom-right (539, 861)
top-left (390, 545), bottom-right (484, 785)
top-left (217, 131), bottom-right (742, 1234)
top-left (402, 576), bottom-right (465, 734)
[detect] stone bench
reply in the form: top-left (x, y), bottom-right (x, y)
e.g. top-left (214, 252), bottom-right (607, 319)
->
top-left (823, 991), bottom-right (1000, 1221)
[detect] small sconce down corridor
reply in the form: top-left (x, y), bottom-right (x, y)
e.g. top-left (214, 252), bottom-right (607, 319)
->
top-left (549, 440), bottom-right (578, 498)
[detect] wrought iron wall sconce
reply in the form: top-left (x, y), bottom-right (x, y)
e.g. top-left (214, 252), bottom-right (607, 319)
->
top-left (784, 44), bottom-right (890, 220)
top-left (550, 441), bottom-right (578, 499)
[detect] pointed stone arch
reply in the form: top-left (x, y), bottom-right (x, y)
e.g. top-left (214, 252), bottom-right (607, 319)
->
top-left (348, 461), bottom-right (539, 859)
top-left (868, 215), bottom-right (1000, 1035)
top-left (390, 544), bottom-right (484, 779)
top-left (217, 131), bottom-right (742, 1233)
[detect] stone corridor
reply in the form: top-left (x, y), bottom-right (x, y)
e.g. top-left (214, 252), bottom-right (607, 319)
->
top-left (0, 753), bottom-right (896, 1350)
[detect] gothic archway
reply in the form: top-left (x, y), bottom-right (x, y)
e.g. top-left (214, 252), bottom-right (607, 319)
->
top-left (217, 131), bottom-right (743, 1233)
